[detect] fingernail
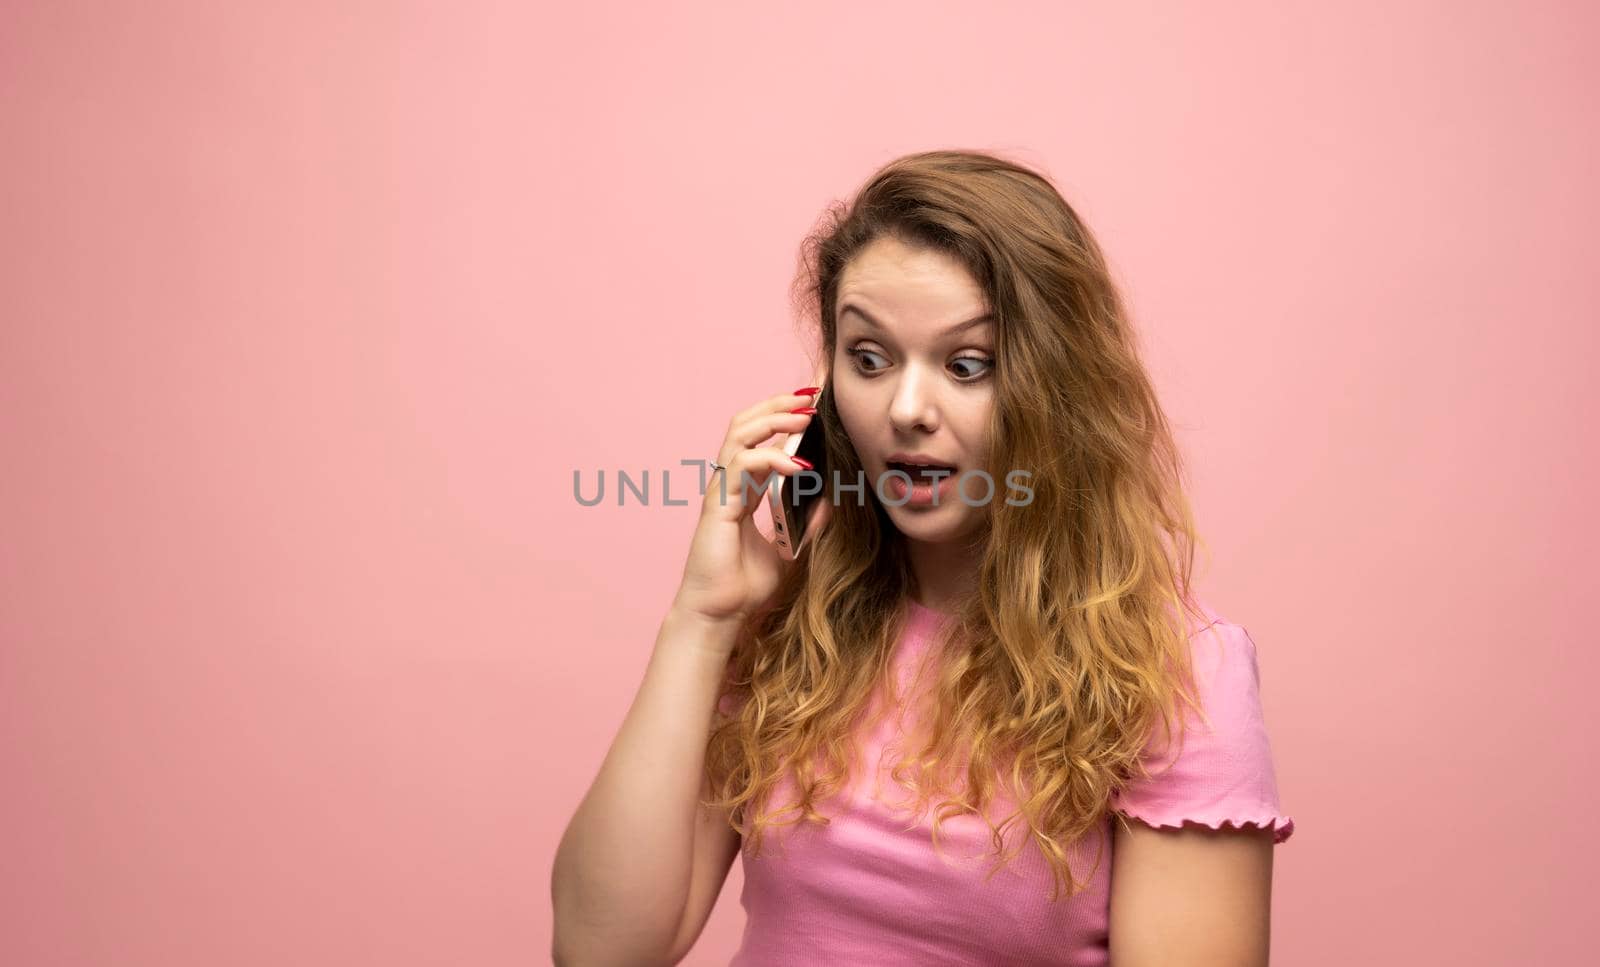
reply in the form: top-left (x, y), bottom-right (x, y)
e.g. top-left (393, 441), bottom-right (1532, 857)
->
top-left (793, 386), bottom-right (820, 396)
top-left (792, 456), bottom-right (814, 469)
top-left (788, 406), bottom-right (817, 415)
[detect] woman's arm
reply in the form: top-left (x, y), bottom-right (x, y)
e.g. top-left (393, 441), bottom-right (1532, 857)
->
top-left (550, 607), bottom-right (741, 966)
top-left (1107, 818), bottom-right (1275, 967)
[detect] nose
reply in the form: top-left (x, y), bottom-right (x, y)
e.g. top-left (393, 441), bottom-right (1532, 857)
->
top-left (887, 364), bottom-right (939, 434)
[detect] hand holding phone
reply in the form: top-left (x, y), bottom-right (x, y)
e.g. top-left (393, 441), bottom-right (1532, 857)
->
top-left (670, 377), bottom-right (830, 632)
top-left (769, 382), bottom-right (833, 561)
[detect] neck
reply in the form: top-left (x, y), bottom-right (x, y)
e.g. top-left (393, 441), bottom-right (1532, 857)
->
top-left (904, 529), bottom-right (985, 613)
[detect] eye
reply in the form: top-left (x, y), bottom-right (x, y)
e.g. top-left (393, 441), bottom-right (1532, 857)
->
top-left (845, 346), bottom-right (888, 374)
top-left (950, 355), bottom-right (994, 381)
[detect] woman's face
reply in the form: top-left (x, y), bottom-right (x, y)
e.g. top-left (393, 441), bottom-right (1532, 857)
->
top-left (832, 235), bottom-right (996, 545)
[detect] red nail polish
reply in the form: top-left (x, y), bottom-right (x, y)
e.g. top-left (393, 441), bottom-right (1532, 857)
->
top-left (792, 456), bottom-right (814, 470)
top-left (793, 386), bottom-right (820, 396)
top-left (789, 406), bottom-right (817, 415)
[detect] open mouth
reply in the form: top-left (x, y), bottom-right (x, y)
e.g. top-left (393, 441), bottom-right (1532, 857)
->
top-left (886, 460), bottom-right (958, 483)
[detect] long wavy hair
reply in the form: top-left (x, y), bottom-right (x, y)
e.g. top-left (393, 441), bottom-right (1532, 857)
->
top-left (702, 149), bottom-right (1214, 902)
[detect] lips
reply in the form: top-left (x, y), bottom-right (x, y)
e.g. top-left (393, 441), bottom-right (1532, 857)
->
top-left (886, 460), bottom-right (957, 480)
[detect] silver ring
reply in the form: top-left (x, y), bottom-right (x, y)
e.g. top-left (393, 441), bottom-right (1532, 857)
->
top-left (709, 460), bottom-right (727, 476)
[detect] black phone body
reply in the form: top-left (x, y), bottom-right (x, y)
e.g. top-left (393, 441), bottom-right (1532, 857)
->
top-left (769, 387), bottom-right (830, 560)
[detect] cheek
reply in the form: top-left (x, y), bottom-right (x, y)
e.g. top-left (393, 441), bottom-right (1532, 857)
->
top-left (828, 372), bottom-right (873, 436)
top-left (833, 399), bottom-right (865, 452)
top-left (958, 402), bottom-right (994, 453)
top-left (959, 399), bottom-right (989, 425)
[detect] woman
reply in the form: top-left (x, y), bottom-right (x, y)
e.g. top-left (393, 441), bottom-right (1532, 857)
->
top-left (552, 150), bottom-right (1294, 966)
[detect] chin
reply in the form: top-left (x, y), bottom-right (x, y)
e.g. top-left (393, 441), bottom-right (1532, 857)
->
top-left (886, 504), bottom-right (983, 541)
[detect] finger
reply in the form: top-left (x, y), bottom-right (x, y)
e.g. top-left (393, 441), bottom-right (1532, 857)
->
top-left (700, 446), bottom-right (808, 523)
top-left (721, 407), bottom-right (814, 459)
top-left (728, 386), bottom-right (824, 432)
top-left (699, 448), bottom-right (795, 524)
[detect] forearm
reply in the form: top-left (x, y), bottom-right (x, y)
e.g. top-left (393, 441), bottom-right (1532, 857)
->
top-left (550, 607), bottom-right (740, 965)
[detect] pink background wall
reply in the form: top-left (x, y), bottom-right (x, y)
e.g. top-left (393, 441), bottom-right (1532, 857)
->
top-left (3, 2), bottom-right (1595, 964)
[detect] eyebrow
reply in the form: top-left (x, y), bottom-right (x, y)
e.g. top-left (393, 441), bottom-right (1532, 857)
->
top-left (839, 304), bottom-right (993, 339)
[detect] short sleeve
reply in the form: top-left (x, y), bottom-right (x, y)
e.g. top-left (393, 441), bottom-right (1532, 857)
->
top-left (1111, 618), bottom-right (1295, 844)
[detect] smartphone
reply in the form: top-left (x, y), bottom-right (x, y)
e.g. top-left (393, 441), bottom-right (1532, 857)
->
top-left (769, 384), bottom-right (830, 561)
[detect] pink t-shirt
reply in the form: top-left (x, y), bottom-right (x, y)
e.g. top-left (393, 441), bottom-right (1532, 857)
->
top-left (721, 600), bottom-right (1294, 966)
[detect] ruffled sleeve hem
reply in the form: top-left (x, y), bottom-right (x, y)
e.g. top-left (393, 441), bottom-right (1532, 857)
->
top-left (1114, 806), bottom-right (1296, 845)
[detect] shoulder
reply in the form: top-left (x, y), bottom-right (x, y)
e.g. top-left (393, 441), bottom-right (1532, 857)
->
top-left (1183, 607), bottom-right (1267, 722)
top-left (1110, 603), bottom-right (1295, 844)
